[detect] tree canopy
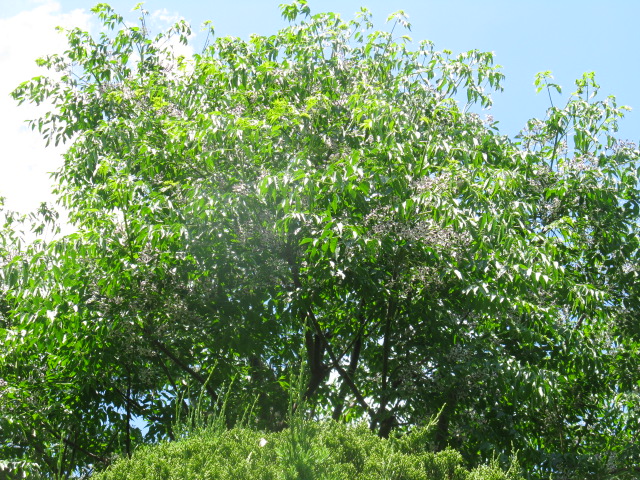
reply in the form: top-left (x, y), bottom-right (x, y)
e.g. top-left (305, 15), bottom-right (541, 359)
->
top-left (2, 2), bottom-right (640, 478)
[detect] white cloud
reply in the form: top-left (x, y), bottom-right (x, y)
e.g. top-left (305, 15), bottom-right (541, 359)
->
top-left (151, 7), bottom-right (181, 26)
top-left (0, 1), bottom-right (90, 215)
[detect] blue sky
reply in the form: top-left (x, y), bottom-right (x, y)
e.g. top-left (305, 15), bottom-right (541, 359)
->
top-left (1, 0), bottom-right (638, 214)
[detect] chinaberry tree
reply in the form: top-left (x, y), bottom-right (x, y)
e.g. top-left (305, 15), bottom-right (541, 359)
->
top-left (2, 2), bottom-right (640, 478)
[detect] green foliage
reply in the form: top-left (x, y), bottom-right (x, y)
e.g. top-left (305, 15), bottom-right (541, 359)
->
top-left (2, 2), bottom-right (640, 479)
top-left (92, 420), bottom-right (522, 480)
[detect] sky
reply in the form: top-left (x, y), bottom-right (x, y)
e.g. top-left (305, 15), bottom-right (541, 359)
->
top-left (1, 0), bottom-right (639, 217)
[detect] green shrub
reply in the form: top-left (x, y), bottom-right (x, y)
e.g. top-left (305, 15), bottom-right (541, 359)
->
top-left (92, 421), bottom-right (522, 480)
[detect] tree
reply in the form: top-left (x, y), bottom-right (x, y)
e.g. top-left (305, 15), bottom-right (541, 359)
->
top-left (2, 2), bottom-right (640, 478)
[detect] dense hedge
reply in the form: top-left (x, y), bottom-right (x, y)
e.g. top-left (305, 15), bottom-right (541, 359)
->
top-left (93, 421), bottom-right (522, 480)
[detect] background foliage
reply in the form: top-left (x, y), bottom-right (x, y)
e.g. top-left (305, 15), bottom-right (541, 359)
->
top-left (1, 2), bottom-right (640, 478)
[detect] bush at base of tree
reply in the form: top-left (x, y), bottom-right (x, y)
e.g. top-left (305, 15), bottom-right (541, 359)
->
top-left (92, 421), bottom-right (522, 480)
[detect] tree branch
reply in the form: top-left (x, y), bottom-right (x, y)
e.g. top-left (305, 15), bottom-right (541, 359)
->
top-left (333, 327), bottom-right (362, 420)
top-left (306, 309), bottom-right (376, 419)
top-left (148, 336), bottom-right (218, 404)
